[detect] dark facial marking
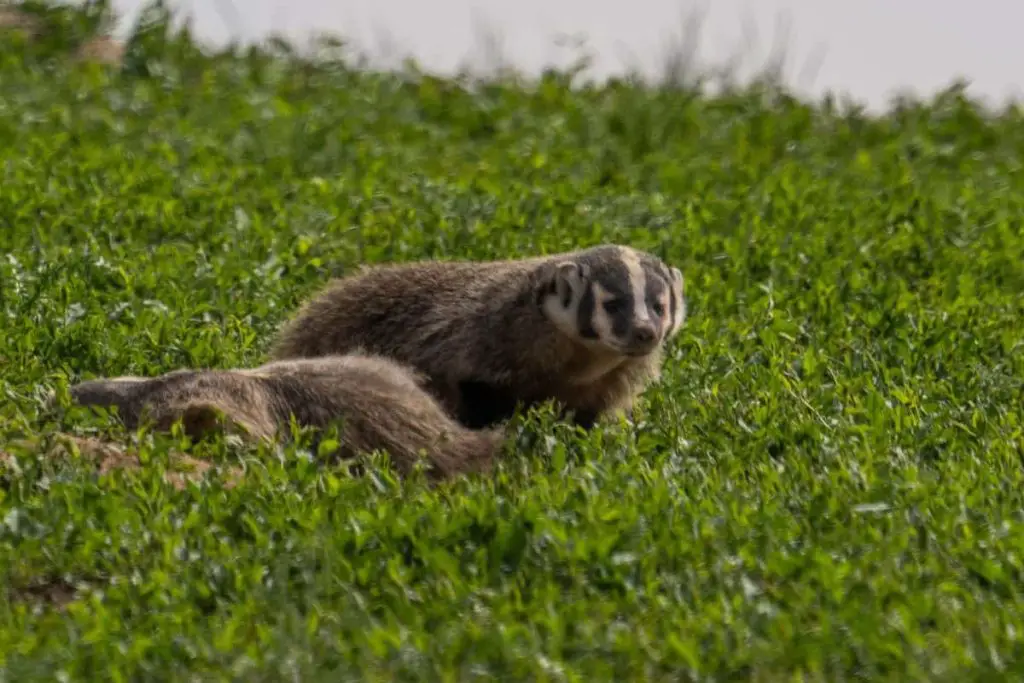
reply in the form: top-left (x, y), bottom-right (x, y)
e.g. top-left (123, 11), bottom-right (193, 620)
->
top-left (576, 285), bottom-right (598, 339)
top-left (560, 280), bottom-right (573, 308)
top-left (587, 257), bottom-right (633, 340)
top-left (640, 260), bottom-right (677, 335)
top-left (602, 299), bottom-right (627, 315)
top-left (643, 267), bottom-right (668, 323)
top-left (608, 297), bottom-right (632, 338)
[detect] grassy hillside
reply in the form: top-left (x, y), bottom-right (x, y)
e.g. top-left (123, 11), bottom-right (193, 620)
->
top-left (2, 3), bottom-right (1024, 681)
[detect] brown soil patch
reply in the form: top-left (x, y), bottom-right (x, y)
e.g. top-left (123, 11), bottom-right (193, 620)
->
top-left (0, 8), bottom-right (42, 35)
top-left (11, 577), bottom-right (80, 610)
top-left (75, 36), bottom-right (124, 65)
top-left (1, 8), bottom-right (125, 66)
top-left (1, 433), bottom-right (243, 491)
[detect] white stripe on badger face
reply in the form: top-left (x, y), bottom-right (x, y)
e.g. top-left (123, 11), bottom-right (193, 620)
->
top-left (666, 267), bottom-right (686, 339)
top-left (621, 249), bottom-right (653, 331)
top-left (540, 261), bottom-right (589, 342)
top-left (588, 281), bottom-right (617, 342)
top-left (614, 246), bottom-right (655, 339)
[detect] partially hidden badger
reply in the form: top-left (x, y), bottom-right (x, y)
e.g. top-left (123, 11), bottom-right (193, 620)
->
top-left (67, 353), bottom-right (502, 481)
top-left (269, 244), bottom-right (686, 430)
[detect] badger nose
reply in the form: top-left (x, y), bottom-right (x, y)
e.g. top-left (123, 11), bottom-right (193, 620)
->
top-left (632, 326), bottom-right (656, 345)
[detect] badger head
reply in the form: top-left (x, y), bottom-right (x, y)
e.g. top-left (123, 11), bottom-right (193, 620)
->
top-left (537, 245), bottom-right (685, 357)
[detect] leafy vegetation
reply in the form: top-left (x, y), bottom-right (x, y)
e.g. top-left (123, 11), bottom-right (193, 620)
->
top-left (1, 1), bottom-right (1023, 680)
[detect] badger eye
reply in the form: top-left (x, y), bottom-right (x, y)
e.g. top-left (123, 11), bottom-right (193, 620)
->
top-left (603, 299), bottom-right (625, 315)
top-left (651, 301), bottom-right (665, 317)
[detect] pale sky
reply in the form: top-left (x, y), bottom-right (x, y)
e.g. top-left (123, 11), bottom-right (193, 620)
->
top-left (107, 0), bottom-right (1024, 112)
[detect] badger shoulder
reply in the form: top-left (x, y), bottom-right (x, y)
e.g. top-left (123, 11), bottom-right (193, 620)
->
top-left (68, 354), bottom-right (502, 481)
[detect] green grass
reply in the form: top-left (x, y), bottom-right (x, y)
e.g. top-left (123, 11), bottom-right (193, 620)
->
top-left (2, 2), bottom-right (1024, 681)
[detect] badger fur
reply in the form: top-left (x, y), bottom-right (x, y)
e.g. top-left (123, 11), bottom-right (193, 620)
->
top-left (68, 353), bottom-right (502, 480)
top-left (269, 244), bottom-right (686, 430)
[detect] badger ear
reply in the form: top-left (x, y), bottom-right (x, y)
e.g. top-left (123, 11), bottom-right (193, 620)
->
top-left (670, 266), bottom-right (683, 290)
top-left (550, 261), bottom-right (589, 308)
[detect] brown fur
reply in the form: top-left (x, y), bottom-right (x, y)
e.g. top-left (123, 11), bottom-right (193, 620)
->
top-left (270, 244), bottom-right (686, 429)
top-left (68, 354), bottom-right (502, 481)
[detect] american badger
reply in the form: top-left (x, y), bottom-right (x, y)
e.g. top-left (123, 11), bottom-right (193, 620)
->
top-left (68, 354), bottom-right (502, 480)
top-left (270, 244), bottom-right (686, 429)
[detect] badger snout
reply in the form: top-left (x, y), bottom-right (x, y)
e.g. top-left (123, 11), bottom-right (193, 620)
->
top-left (624, 322), bottom-right (659, 354)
